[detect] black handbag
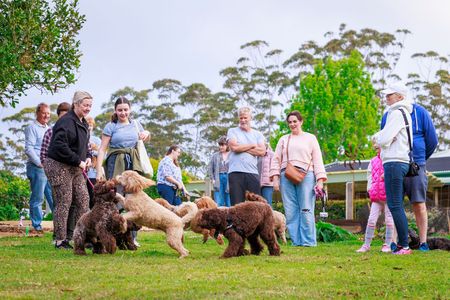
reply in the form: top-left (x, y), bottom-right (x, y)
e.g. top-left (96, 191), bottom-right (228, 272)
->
top-left (399, 108), bottom-right (420, 177)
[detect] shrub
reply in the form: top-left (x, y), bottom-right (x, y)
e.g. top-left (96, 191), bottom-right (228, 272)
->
top-left (0, 204), bottom-right (19, 221)
top-left (316, 221), bottom-right (357, 242)
top-left (0, 170), bottom-right (30, 211)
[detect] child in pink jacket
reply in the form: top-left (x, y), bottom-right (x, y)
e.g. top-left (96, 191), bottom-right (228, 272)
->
top-left (357, 141), bottom-right (395, 253)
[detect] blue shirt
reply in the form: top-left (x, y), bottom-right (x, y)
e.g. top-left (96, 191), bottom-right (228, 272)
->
top-left (103, 120), bottom-right (144, 149)
top-left (87, 135), bottom-right (101, 178)
top-left (227, 127), bottom-right (265, 174)
top-left (381, 104), bottom-right (438, 165)
top-left (25, 120), bottom-right (49, 166)
top-left (157, 156), bottom-right (182, 187)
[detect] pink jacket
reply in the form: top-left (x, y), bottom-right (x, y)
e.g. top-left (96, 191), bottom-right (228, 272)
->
top-left (260, 150), bottom-right (274, 187)
top-left (367, 154), bottom-right (386, 202)
top-left (269, 133), bottom-right (327, 181)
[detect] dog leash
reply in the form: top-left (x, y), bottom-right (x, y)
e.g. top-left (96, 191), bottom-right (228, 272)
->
top-left (82, 170), bottom-right (95, 189)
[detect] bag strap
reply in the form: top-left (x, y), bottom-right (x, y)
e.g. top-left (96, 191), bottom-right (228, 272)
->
top-left (286, 134), bottom-right (312, 171)
top-left (398, 108), bottom-right (414, 161)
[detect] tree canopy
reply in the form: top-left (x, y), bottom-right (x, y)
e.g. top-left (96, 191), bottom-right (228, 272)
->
top-left (0, 0), bottom-right (85, 108)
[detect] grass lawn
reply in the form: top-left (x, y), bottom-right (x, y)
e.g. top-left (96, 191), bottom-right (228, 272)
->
top-left (0, 231), bottom-right (448, 299)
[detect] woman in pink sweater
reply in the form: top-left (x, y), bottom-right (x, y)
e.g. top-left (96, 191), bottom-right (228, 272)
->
top-left (356, 140), bottom-right (394, 253)
top-left (269, 111), bottom-right (327, 246)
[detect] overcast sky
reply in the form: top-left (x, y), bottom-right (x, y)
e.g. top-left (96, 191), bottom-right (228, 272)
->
top-left (1, 0), bottom-right (449, 129)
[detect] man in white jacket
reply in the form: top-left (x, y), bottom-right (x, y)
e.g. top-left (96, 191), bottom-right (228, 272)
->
top-left (373, 84), bottom-right (413, 255)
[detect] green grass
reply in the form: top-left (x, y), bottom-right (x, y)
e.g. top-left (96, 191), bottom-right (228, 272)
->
top-left (0, 231), bottom-right (448, 299)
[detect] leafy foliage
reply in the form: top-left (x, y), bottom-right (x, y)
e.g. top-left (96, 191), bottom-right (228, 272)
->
top-left (0, 170), bottom-right (30, 212)
top-left (0, 0), bottom-right (85, 107)
top-left (279, 51), bottom-right (380, 163)
top-left (316, 221), bottom-right (357, 242)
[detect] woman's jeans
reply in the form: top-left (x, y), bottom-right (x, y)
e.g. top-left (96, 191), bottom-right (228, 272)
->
top-left (26, 162), bottom-right (54, 230)
top-left (261, 186), bottom-right (274, 207)
top-left (157, 184), bottom-right (182, 206)
top-left (280, 171), bottom-right (316, 246)
top-left (214, 173), bottom-right (230, 207)
top-left (384, 162), bottom-right (409, 248)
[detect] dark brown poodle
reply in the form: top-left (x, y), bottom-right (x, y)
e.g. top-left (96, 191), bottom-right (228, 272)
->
top-left (408, 229), bottom-right (450, 251)
top-left (194, 201), bottom-right (281, 258)
top-left (73, 180), bottom-right (127, 255)
top-left (113, 220), bottom-right (142, 251)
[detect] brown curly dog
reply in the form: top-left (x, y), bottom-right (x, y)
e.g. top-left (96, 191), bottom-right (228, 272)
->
top-left (73, 180), bottom-right (127, 255)
top-left (114, 171), bottom-right (190, 258)
top-left (245, 191), bottom-right (287, 244)
top-left (191, 196), bottom-right (224, 245)
top-left (114, 220), bottom-right (142, 251)
top-left (194, 201), bottom-right (281, 258)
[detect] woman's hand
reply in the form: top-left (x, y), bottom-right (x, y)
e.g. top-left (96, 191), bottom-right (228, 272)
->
top-left (79, 161), bottom-right (87, 170)
top-left (96, 168), bottom-right (105, 181)
top-left (273, 176), bottom-right (280, 192)
top-left (139, 131), bottom-right (151, 141)
top-left (85, 158), bottom-right (92, 168)
top-left (314, 179), bottom-right (325, 196)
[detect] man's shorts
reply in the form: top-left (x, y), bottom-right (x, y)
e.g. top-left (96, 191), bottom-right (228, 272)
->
top-left (404, 165), bottom-right (428, 203)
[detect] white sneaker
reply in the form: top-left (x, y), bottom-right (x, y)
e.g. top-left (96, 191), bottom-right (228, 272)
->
top-left (381, 244), bottom-right (391, 253)
top-left (356, 244), bottom-right (370, 253)
top-left (133, 239), bottom-right (141, 248)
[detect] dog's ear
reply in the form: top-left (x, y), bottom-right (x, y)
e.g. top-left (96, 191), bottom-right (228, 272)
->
top-left (122, 171), bottom-right (155, 193)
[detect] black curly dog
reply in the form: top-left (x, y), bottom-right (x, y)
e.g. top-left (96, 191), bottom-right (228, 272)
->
top-left (408, 229), bottom-right (450, 251)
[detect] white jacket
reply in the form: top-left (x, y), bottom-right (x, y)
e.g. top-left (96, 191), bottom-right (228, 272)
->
top-left (374, 99), bottom-right (413, 164)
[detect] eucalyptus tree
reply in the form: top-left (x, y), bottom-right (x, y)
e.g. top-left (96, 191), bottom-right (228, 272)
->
top-left (407, 51), bottom-right (450, 149)
top-left (0, 0), bottom-right (85, 107)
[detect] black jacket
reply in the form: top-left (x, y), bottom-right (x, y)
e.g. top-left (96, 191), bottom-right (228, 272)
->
top-left (48, 110), bottom-right (91, 166)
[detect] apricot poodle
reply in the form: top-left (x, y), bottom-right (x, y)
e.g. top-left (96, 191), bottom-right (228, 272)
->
top-left (114, 171), bottom-right (190, 258)
top-left (73, 180), bottom-right (127, 255)
top-left (245, 191), bottom-right (287, 244)
top-left (194, 201), bottom-right (281, 258)
top-left (154, 198), bottom-right (198, 228)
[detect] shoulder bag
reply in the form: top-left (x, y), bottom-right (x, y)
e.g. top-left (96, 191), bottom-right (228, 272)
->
top-left (284, 135), bottom-right (311, 184)
top-left (134, 121), bottom-right (153, 177)
top-left (398, 109), bottom-right (420, 177)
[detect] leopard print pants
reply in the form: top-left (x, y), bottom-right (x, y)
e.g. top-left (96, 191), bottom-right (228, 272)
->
top-left (44, 158), bottom-right (89, 241)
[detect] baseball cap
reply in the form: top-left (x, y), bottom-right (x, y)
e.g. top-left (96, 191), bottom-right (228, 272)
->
top-left (381, 83), bottom-right (408, 97)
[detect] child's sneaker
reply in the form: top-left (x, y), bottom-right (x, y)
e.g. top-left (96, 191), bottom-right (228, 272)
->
top-left (356, 244), bottom-right (370, 253)
top-left (381, 244), bottom-right (391, 253)
top-left (418, 242), bottom-right (430, 252)
top-left (392, 246), bottom-right (412, 255)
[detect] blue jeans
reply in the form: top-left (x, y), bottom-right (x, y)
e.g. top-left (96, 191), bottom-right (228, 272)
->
top-left (261, 186), bottom-right (273, 207)
top-left (384, 162), bottom-right (409, 248)
top-left (280, 171), bottom-right (316, 246)
top-left (26, 162), bottom-right (54, 230)
top-left (214, 173), bottom-right (230, 207)
top-left (157, 184), bottom-right (181, 206)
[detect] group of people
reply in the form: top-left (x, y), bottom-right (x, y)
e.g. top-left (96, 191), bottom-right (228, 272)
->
top-left (24, 82), bottom-right (437, 254)
top-left (357, 83), bottom-right (438, 254)
top-left (209, 107), bottom-right (327, 247)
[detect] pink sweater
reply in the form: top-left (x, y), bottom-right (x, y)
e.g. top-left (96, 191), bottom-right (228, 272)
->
top-left (269, 133), bottom-right (327, 181)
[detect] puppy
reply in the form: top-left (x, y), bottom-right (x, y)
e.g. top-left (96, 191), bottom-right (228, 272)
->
top-left (114, 220), bottom-right (142, 251)
top-left (192, 196), bottom-right (224, 245)
top-left (195, 196), bottom-right (218, 209)
top-left (114, 171), bottom-right (190, 258)
top-left (408, 229), bottom-right (450, 251)
top-left (245, 191), bottom-right (287, 244)
top-left (73, 180), bottom-right (127, 255)
top-left (194, 201), bottom-right (281, 258)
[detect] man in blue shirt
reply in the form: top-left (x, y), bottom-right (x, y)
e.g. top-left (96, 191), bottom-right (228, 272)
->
top-left (381, 83), bottom-right (438, 251)
top-left (25, 102), bottom-right (54, 231)
top-left (227, 107), bottom-right (266, 205)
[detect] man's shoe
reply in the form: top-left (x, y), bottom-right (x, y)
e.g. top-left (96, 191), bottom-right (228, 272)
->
top-left (390, 242), bottom-right (397, 251)
top-left (419, 242), bottom-right (430, 252)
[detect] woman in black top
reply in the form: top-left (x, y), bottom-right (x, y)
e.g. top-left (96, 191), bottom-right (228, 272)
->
top-left (44, 91), bottom-right (93, 249)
